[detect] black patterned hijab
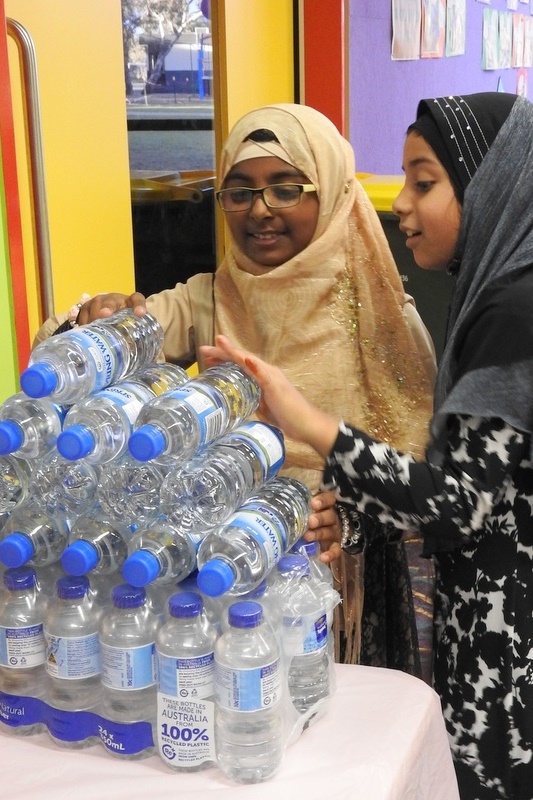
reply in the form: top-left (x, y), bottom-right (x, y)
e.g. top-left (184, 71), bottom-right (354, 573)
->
top-left (411, 94), bottom-right (533, 460)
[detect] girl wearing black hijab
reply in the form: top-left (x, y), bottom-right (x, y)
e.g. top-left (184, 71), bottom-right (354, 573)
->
top-left (201, 93), bottom-right (533, 799)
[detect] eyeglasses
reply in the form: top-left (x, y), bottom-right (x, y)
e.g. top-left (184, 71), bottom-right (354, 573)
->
top-left (216, 183), bottom-right (317, 212)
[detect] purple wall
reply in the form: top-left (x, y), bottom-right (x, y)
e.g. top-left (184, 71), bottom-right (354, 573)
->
top-left (350, 1), bottom-right (528, 174)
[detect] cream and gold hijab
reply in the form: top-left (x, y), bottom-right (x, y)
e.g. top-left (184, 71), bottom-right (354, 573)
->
top-left (214, 104), bottom-right (433, 489)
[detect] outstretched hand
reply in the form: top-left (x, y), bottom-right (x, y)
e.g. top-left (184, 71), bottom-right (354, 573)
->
top-left (200, 335), bottom-right (340, 459)
top-left (77, 292), bottom-right (148, 325)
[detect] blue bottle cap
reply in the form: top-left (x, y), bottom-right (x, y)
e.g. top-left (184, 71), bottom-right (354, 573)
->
top-left (112, 583), bottom-right (146, 608)
top-left (290, 538), bottom-right (319, 558)
top-left (196, 558), bottom-right (236, 597)
top-left (57, 426), bottom-right (96, 460)
top-left (0, 420), bottom-right (24, 455)
top-left (277, 554), bottom-right (310, 576)
top-left (0, 533), bottom-right (35, 568)
top-left (20, 363), bottom-right (58, 398)
top-left (61, 540), bottom-right (98, 575)
top-left (168, 591), bottom-right (203, 618)
top-left (228, 600), bottom-right (263, 628)
top-left (122, 550), bottom-right (160, 586)
top-left (56, 574), bottom-right (90, 599)
top-left (3, 565), bottom-right (37, 591)
top-left (128, 425), bottom-right (166, 462)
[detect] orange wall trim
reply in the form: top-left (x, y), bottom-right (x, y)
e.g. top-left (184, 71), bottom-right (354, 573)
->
top-left (0, 3), bottom-right (30, 371)
top-left (298, 0), bottom-right (347, 136)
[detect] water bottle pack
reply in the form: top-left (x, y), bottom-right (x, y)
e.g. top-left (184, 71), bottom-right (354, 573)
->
top-left (0, 312), bottom-right (341, 782)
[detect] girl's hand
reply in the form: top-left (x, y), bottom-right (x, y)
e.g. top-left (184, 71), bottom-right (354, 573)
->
top-left (77, 292), bottom-right (147, 324)
top-left (304, 491), bottom-right (342, 564)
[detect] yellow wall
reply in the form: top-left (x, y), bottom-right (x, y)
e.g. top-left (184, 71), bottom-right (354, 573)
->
top-left (6, 0), bottom-right (134, 339)
top-left (0, 142), bottom-right (19, 399)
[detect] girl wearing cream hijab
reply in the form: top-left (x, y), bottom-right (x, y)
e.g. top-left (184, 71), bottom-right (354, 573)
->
top-left (37, 103), bottom-right (435, 669)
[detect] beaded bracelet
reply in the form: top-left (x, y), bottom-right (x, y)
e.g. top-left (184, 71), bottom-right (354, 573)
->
top-left (337, 503), bottom-right (365, 555)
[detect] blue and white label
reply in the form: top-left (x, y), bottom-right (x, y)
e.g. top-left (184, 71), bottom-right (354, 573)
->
top-left (171, 386), bottom-right (225, 445)
top-left (282, 612), bottom-right (328, 656)
top-left (97, 384), bottom-right (153, 426)
top-left (69, 328), bottom-right (118, 391)
top-left (157, 694), bottom-right (215, 768)
top-left (157, 650), bottom-right (214, 700)
top-left (233, 422), bottom-right (285, 479)
top-left (45, 632), bottom-right (101, 679)
top-left (0, 624), bottom-right (45, 668)
top-left (226, 507), bottom-right (287, 570)
top-left (215, 657), bottom-right (282, 712)
top-left (101, 642), bottom-right (156, 690)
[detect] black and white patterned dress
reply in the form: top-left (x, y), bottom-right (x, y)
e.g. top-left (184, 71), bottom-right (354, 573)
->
top-left (323, 415), bottom-right (533, 800)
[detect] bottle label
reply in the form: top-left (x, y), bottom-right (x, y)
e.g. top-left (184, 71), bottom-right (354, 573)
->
top-left (69, 328), bottom-right (118, 391)
top-left (97, 717), bottom-right (154, 756)
top-left (226, 507), bottom-right (287, 571)
top-left (0, 690), bottom-right (47, 728)
top-left (234, 423), bottom-right (285, 478)
top-left (101, 642), bottom-right (156, 690)
top-left (45, 632), bottom-right (101, 679)
top-left (171, 386), bottom-right (226, 444)
top-left (282, 612), bottom-right (328, 655)
top-left (0, 624), bottom-right (45, 668)
top-left (215, 657), bottom-right (282, 712)
top-left (97, 384), bottom-right (153, 425)
top-left (157, 651), bottom-right (214, 699)
top-left (157, 693), bottom-right (215, 768)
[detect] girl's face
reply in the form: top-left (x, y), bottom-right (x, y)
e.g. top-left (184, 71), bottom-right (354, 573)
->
top-left (393, 132), bottom-right (462, 271)
top-left (221, 156), bottom-right (319, 269)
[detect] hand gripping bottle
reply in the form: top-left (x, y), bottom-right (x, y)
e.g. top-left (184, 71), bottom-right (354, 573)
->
top-left (122, 517), bottom-right (201, 589)
top-left (214, 600), bottom-right (284, 783)
top-left (44, 575), bottom-right (103, 748)
top-left (28, 450), bottom-right (100, 519)
top-left (99, 584), bottom-right (160, 759)
top-left (156, 591), bottom-right (218, 771)
top-left (128, 362), bottom-right (261, 465)
top-left (56, 362), bottom-right (188, 465)
top-left (0, 455), bottom-right (32, 513)
top-left (159, 421), bottom-right (285, 532)
top-left (0, 566), bottom-right (48, 735)
top-left (196, 476), bottom-right (311, 598)
top-left (0, 393), bottom-right (67, 458)
top-left (0, 499), bottom-right (70, 569)
top-left (20, 309), bottom-right (164, 405)
top-left (96, 453), bottom-right (168, 527)
top-left (274, 555), bottom-right (333, 716)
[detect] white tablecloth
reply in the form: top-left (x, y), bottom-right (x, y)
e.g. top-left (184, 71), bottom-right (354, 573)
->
top-left (2, 664), bottom-right (459, 800)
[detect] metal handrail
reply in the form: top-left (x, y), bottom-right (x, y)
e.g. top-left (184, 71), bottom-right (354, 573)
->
top-left (7, 17), bottom-right (53, 319)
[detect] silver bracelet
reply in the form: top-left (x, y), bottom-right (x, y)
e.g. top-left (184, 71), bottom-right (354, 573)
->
top-left (337, 503), bottom-right (352, 548)
top-left (337, 504), bottom-right (365, 554)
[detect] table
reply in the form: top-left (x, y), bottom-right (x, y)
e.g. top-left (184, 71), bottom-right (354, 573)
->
top-left (2, 664), bottom-right (459, 800)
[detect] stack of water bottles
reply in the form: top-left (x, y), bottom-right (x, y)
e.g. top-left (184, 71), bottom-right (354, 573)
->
top-left (0, 310), bottom-right (340, 784)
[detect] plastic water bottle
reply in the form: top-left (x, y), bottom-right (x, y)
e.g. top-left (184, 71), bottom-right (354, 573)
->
top-left (99, 584), bottom-right (160, 759)
top-left (274, 555), bottom-right (331, 715)
top-left (0, 566), bottom-right (48, 735)
top-left (96, 453), bottom-right (168, 527)
top-left (218, 579), bottom-right (281, 634)
top-left (0, 393), bottom-right (67, 458)
top-left (196, 476), bottom-right (311, 597)
top-left (28, 450), bottom-right (100, 518)
top-left (128, 362), bottom-right (261, 465)
top-left (20, 309), bottom-right (164, 405)
top-left (214, 600), bottom-right (284, 783)
top-left (0, 455), bottom-right (32, 513)
top-left (156, 591), bottom-right (218, 771)
top-left (290, 538), bottom-right (334, 588)
top-left (0, 499), bottom-right (70, 569)
top-left (159, 421), bottom-right (285, 532)
top-left (44, 575), bottom-right (102, 748)
top-left (61, 508), bottom-right (133, 578)
top-left (56, 363), bottom-right (188, 465)
top-left (122, 517), bottom-right (201, 588)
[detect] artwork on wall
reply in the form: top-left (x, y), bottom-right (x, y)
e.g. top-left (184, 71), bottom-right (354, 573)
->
top-left (391, 0), bottom-right (421, 59)
top-left (446, 0), bottom-right (466, 56)
top-left (421, 0), bottom-right (446, 57)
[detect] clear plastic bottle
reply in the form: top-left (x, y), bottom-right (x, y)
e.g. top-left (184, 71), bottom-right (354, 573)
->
top-left (0, 393), bottom-right (67, 458)
top-left (61, 508), bottom-right (133, 577)
top-left (156, 591), bottom-right (218, 771)
top-left (218, 579), bottom-right (281, 634)
top-left (0, 499), bottom-right (70, 569)
top-left (96, 452), bottom-right (168, 527)
top-left (99, 583), bottom-right (160, 759)
top-left (20, 309), bottom-right (164, 405)
top-left (44, 575), bottom-right (102, 748)
top-left (290, 537), bottom-right (334, 587)
top-left (214, 600), bottom-right (284, 783)
top-left (0, 455), bottom-right (32, 513)
top-left (274, 554), bottom-right (331, 715)
top-left (196, 476), bottom-right (311, 598)
top-left (0, 566), bottom-right (48, 735)
top-left (28, 450), bottom-right (100, 519)
top-left (128, 362), bottom-right (260, 465)
top-left (160, 421), bottom-right (285, 532)
top-left (56, 363), bottom-right (188, 465)
top-left (122, 517), bottom-right (201, 588)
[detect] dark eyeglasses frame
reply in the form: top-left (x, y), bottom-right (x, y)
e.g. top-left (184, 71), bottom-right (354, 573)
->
top-left (215, 183), bottom-right (317, 212)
